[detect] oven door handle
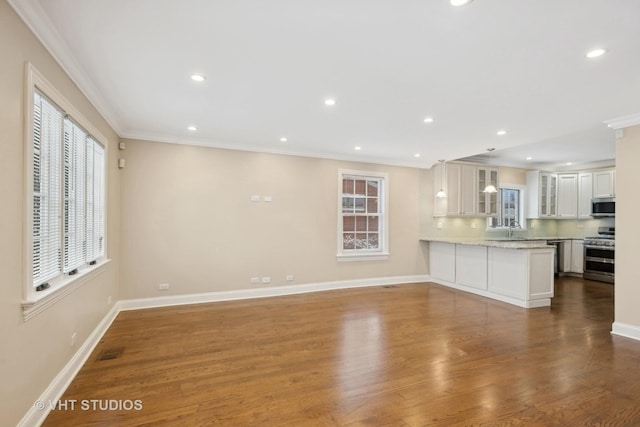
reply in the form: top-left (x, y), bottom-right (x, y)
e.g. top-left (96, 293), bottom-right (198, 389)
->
top-left (584, 245), bottom-right (615, 250)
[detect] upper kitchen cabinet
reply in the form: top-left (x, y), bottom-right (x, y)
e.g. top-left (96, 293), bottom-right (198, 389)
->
top-left (578, 172), bottom-right (593, 219)
top-left (592, 169), bottom-right (615, 198)
top-left (477, 167), bottom-right (498, 217)
top-left (432, 162), bottom-right (483, 217)
top-left (526, 171), bottom-right (557, 218)
top-left (556, 173), bottom-right (578, 218)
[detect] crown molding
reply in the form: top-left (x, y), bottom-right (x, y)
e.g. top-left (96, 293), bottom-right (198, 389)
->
top-left (8, 0), bottom-right (124, 135)
top-left (604, 113), bottom-right (640, 130)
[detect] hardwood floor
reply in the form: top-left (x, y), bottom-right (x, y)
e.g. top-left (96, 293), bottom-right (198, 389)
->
top-left (43, 277), bottom-right (640, 426)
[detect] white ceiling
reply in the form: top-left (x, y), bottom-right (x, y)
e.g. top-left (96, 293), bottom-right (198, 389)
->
top-left (11, 0), bottom-right (640, 169)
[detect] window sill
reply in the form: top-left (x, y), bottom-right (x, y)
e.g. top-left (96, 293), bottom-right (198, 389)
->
top-left (337, 253), bottom-right (390, 262)
top-left (22, 259), bottom-right (111, 321)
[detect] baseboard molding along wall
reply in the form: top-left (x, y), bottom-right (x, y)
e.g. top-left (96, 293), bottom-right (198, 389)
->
top-left (17, 274), bottom-right (430, 427)
top-left (611, 322), bottom-right (640, 341)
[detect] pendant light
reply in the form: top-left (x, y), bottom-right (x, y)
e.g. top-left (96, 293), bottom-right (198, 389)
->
top-left (482, 148), bottom-right (498, 193)
top-left (435, 159), bottom-right (447, 198)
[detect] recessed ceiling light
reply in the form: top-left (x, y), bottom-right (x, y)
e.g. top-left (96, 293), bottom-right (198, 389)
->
top-left (414, 153), bottom-right (421, 158)
top-left (354, 146), bottom-right (361, 151)
top-left (187, 126), bottom-right (197, 131)
top-left (565, 162), bottom-right (573, 166)
top-left (526, 156), bottom-right (533, 160)
top-left (280, 137), bottom-right (287, 142)
top-left (586, 48), bottom-right (607, 59)
top-left (423, 117), bottom-right (434, 123)
top-left (497, 130), bottom-right (507, 136)
top-left (190, 74), bottom-right (206, 82)
top-left (450, 0), bottom-right (473, 6)
top-left (324, 98), bottom-right (336, 106)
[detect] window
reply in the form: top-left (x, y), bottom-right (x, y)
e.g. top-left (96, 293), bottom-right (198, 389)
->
top-left (24, 64), bottom-right (107, 311)
top-left (488, 185), bottom-right (526, 229)
top-left (337, 170), bottom-right (389, 261)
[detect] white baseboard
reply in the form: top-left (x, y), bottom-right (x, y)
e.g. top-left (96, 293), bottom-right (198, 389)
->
top-left (17, 302), bottom-right (121, 427)
top-left (119, 275), bottom-right (431, 311)
top-left (611, 322), bottom-right (640, 341)
top-left (18, 274), bottom-right (430, 426)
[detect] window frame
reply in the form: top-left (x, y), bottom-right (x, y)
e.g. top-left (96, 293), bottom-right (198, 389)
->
top-left (337, 169), bottom-right (390, 262)
top-left (22, 63), bottom-right (110, 320)
top-left (486, 184), bottom-right (527, 230)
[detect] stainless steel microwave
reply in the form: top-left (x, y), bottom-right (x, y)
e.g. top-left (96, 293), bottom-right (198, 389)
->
top-left (591, 197), bottom-right (615, 217)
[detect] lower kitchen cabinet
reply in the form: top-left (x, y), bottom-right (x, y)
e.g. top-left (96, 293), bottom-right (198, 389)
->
top-left (455, 245), bottom-right (488, 290)
top-left (571, 239), bottom-right (584, 274)
top-left (427, 240), bottom-right (555, 308)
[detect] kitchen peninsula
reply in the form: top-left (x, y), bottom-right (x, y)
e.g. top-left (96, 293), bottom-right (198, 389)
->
top-left (422, 238), bottom-right (555, 308)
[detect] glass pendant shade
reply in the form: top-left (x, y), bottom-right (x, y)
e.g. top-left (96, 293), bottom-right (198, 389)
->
top-left (482, 184), bottom-right (497, 193)
top-left (436, 189), bottom-right (447, 198)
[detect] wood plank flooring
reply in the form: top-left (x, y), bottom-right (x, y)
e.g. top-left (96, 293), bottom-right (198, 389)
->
top-left (43, 277), bottom-right (640, 426)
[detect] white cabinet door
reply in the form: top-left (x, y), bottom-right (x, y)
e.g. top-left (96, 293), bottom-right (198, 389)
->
top-left (571, 240), bottom-right (584, 273)
top-left (477, 167), bottom-right (498, 217)
top-left (460, 164), bottom-right (477, 216)
top-left (593, 170), bottom-right (615, 198)
top-left (526, 171), bottom-right (557, 218)
top-left (455, 245), bottom-right (487, 290)
top-left (446, 163), bottom-right (462, 216)
top-left (429, 242), bottom-right (456, 282)
top-left (557, 174), bottom-right (578, 218)
top-left (578, 173), bottom-right (593, 219)
top-left (561, 240), bottom-right (572, 272)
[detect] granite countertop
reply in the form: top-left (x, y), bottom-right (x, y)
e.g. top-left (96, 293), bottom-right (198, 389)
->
top-left (420, 237), bottom-right (555, 249)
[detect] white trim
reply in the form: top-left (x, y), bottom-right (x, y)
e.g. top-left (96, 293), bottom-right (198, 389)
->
top-left (22, 260), bottom-right (111, 322)
top-left (429, 278), bottom-right (550, 309)
top-left (16, 302), bottom-right (121, 427)
top-left (337, 169), bottom-right (390, 260)
top-left (23, 62), bottom-right (110, 309)
top-left (611, 322), bottom-right (640, 341)
top-left (604, 113), bottom-right (640, 130)
top-left (8, 1), bottom-right (124, 134)
top-left (119, 275), bottom-right (430, 311)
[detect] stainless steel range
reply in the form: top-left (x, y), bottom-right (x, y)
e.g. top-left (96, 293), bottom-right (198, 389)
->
top-left (583, 226), bottom-right (615, 284)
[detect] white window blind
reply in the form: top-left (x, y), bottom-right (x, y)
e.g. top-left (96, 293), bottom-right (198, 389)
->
top-left (86, 139), bottom-right (105, 262)
top-left (32, 91), bottom-right (63, 286)
top-left (63, 118), bottom-right (86, 273)
top-left (31, 89), bottom-right (106, 289)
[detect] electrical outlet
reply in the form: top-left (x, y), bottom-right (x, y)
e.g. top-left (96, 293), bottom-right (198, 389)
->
top-left (159, 283), bottom-right (169, 290)
top-left (262, 277), bottom-right (271, 284)
top-left (250, 277), bottom-right (260, 284)
top-left (437, 222), bottom-right (443, 230)
top-left (471, 222), bottom-right (477, 229)
top-left (71, 332), bottom-right (77, 347)
top-left (286, 275), bottom-right (294, 281)
top-left (251, 195), bottom-right (261, 202)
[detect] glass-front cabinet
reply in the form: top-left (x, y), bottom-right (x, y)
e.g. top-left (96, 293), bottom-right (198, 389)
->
top-left (477, 167), bottom-right (498, 216)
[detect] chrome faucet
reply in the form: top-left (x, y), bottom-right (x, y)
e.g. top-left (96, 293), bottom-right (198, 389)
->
top-left (508, 221), bottom-right (520, 239)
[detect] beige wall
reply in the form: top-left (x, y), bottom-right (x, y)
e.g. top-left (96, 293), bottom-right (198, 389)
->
top-left (0, 4), bottom-right (121, 426)
top-left (614, 124), bottom-right (640, 329)
top-left (119, 139), bottom-right (427, 299)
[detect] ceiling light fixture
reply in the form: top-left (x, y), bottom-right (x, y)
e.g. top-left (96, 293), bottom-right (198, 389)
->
top-left (450, 0), bottom-right (473, 6)
top-left (497, 129), bottom-right (507, 136)
top-left (280, 137), bottom-right (287, 142)
top-left (354, 146), bottom-right (361, 151)
top-left (482, 148), bottom-right (498, 194)
top-left (324, 98), bottom-right (336, 106)
top-left (586, 48), bottom-right (607, 59)
top-left (436, 160), bottom-right (447, 198)
top-left (190, 74), bottom-right (206, 82)
top-left (526, 156), bottom-right (533, 160)
top-left (423, 117), bottom-right (434, 123)
top-left (187, 126), bottom-right (197, 131)
top-left (414, 153), bottom-right (421, 158)
top-left (565, 162), bottom-right (573, 166)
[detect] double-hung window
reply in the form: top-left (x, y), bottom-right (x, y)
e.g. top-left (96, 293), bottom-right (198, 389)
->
top-left (25, 64), bottom-right (107, 311)
top-left (337, 170), bottom-right (389, 261)
top-left (487, 185), bottom-right (526, 229)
